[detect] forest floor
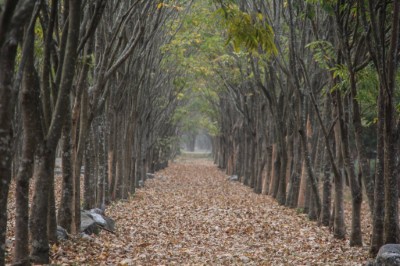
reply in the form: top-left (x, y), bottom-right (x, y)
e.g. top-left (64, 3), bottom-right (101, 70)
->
top-left (6, 156), bottom-right (372, 265)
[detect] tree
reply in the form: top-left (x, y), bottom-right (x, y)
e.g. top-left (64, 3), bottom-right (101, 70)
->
top-left (0, 1), bottom-right (36, 264)
top-left (359, 0), bottom-right (400, 255)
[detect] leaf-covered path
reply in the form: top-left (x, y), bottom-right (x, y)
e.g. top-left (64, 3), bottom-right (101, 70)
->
top-left (51, 159), bottom-right (369, 265)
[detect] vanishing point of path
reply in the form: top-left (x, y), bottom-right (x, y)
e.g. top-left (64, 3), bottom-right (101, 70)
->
top-left (51, 159), bottom-right (370, 265)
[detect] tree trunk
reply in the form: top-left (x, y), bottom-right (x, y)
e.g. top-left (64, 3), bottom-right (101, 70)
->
top-left (321, 144), bottom-right (332, 226)
top-left (0, 28), bottom-right (19, 266)
top-left (58, 110), bottom-right (73, 232)
top-left (47, 163), bottom-right (57, 244)
top-left (370, 84), bottom-right (385, 256)
top-left (336, 91), bottom-right (362, 246)
top-left (383, 0), bottom-right (400, 244)
top-left (14, 17), bottom-right (41, 265)
top-left (29, 148), bottom-right (55, 264)
top-left (97, 123), bottom-right (106, 207)
top-left (332, 97), bottom-right (346, 239)
top-left (298, 101), bottom-right (321, 216)
top-left (262, 145), bottom-right (273, 195)
top-left (83, 138), bottom-right (93, 210)
top-left (30, 0), bottom-right (81, 262)
top-left (276, 134), bottom-right (287, 205)
top-left (320, 94), bottom-right (332, 226)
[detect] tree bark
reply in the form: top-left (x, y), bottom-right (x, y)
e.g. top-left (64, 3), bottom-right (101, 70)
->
top-left (370, 84), bottom-right (385, 256)
top-left (14, 13), bottom-right (42, 264)
top-left (58, 107), bottom-right (73, 232)
top-left (383, 0), bottom-right (400, 245)
top-left (29, 147), bottom-right (55, 263)
top-left (1, 0), bottom-right (38, 261)
top-left (336, 91), bottom-right (362, 246)
top-left (30, 0), bottom-right (81, 262)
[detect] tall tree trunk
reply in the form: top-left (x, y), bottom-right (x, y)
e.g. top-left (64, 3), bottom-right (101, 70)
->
top-left (336, 91), bottom-right (362, 246)
top-left (47, 159), bottom-right (57, 244)
top-left (0, 28), bottom-right (19, 266)
top-left (349, 68), bottom-right (374, 215)
top-left (321, 144), bottom-right (332, 226)
top-left (72, 86), bottom-right (89, 232)
top-left (276, 130), bottom-right (287, 205)
top-left (14, 15), bottom-right (41, 264)
top-left (298, 96), bottom-right (321, 216)
top-left (97, 123), bottom-right (106, 207)
top-left (287, 134), bottom-right (301, 208)
top-left (263, 145), bottom-right (273, 195)
top-left (29, 147), bottom-right (55, 263)
top-left (383, 0), bottom-right (400, 244)
top-left (58, 108), bottom-right (73, 232)
top-left (30, 0), bottom-right (81, 262)
top-left (320, 94), bottom-right (332, 226)
top-left (83, 137), bottom-right (93, 210)
top-left (370, 84), bottom-right (385, 256)
top-left (332, 96), bottom-right (346, 239)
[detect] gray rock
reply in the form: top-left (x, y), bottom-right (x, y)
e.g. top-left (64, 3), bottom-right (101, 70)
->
top-left (81, 210), bottom-right (115, 234)
top-left (56, 225), bottom-right (68, 240)
top-left (146, 173), bottom-right (155, 179)
top-left (138, 180), bottom-right (144, 188)
top-left (90, 212), bottom-right (107, 226)
top-left (103, 216), bottom-right (116, 231)
top-left (90, 207), bottom-right (105, 215)
top-left (80, 211), bottom-right (99, 235)
top-left (228, 175), bottom-right (239, 181)
top-left (375, 244), bottom-right (400, 266)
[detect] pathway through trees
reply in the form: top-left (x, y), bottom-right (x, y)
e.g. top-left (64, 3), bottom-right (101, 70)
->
top-left (40, 159), bottom-right (369, 265)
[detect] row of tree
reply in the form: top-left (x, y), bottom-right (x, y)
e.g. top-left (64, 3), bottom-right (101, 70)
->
top-left (208, 0), bottom-right (400, 257)
top-left (1, 0), bottom-right (400, 264)
top-left (165, 0), bottom-right (400, 258)
top-left (0, 0), bottom-right (189, 264)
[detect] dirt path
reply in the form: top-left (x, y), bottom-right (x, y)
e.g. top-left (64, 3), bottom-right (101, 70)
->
top-left (49, 160), bottom-right (369, 265)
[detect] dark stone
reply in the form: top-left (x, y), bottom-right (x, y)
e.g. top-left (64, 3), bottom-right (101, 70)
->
top-left (228, 175), bottom-right (239, 181)
top-left (56, 225), bottom-right (68, 240)
top-left (80, 211), bottom-right (99, 235)
top-left (138, 180), bottom-right (144, 188)
top-left (90, 212), bottom-right (107, 226)
top-left (375, 244), bottom-right (400, 266)
top-left (103, 216), bottom-right (115, 231)
top-left (146, 173), bottom-right (155, 179)
top-left (81, 210), bottom-right (115, 234)
top-left (90, 207), bottom-right (105, 216)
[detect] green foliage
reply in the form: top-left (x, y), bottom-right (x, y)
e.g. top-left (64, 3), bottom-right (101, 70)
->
top-left (305, 40), bottom-right (336, 70)
top-left (215, 4), bottom-right (277, 55)
top-left (330, 64), bottom-right (349, 93)
top-left (305, 0), bottom-right (335, 14)
top-left (160, 0), bottom-right (232, 139)
top-left (356, 65), bottom-right (379, 126)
